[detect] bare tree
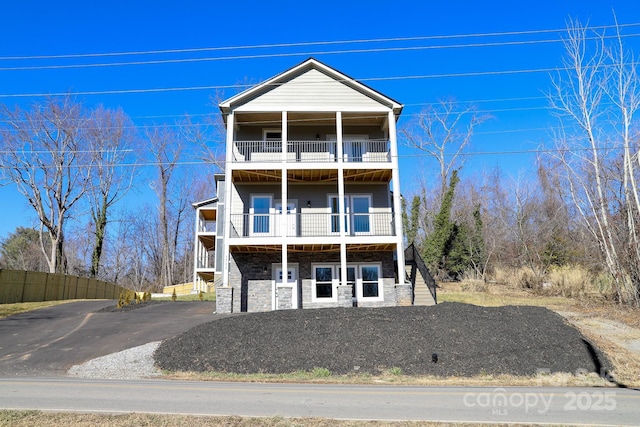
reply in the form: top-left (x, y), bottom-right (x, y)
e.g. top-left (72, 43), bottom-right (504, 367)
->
top-left (0, 97), bottom-right (92, 273)
top-left (144, 125), bottom-right (188, 288)
top-left (549, 18), bottom-right (640, 304)
top-left (401, 99), bottom-right (489, 198)
top-left (85, 106), bottom-right (137, 278)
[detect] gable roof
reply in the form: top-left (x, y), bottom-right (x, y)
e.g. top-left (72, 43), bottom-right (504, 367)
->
top-left (192, 197), bottom-right (218, 209)
top-left (219, 58), bottom-right (403, 118)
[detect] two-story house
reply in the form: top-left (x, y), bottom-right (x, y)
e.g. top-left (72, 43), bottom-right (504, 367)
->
top-left (193, 58), bottom-right (418, 313)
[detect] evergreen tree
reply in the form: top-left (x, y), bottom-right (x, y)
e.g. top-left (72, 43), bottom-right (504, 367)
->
top-left (402, 195), bottom-right (421, 245)
top-left (422, 170), bottom-right (460, 276)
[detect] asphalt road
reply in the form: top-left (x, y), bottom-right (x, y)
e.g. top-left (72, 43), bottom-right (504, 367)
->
top-left (0, 300), bottom-right (217, 376)
top-left (1, 378), bottom-right (638, 425)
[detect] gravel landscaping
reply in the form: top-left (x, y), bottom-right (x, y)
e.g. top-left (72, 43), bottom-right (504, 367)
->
top-left (154, 302), bottom-right (611, 377)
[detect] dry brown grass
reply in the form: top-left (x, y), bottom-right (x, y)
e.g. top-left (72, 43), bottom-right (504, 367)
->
top-left (0, 300), bottom-right (73, 319)
top-left (0, 410), bottom-right (564, 427)
top-left (439, 277), bottom-right (640, 388)
top-left (164, 369), bottom-right (611, 388)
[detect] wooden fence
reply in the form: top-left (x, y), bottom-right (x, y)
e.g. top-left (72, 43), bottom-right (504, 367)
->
top-left (0, 269), bottom-right (130, 304)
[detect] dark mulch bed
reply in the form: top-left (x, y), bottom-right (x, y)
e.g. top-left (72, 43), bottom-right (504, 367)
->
top-left (154, 302), bottom-right (611, 377)
top-left (98, 300), bottom-right (168, 313)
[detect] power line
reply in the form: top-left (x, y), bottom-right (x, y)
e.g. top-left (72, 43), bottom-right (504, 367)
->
top-left (2, 22), bottom-right (639, 62)
top-left (0, 66), bottom-right (574, 98)
top-left (3, 32), bottom-right (640, 72)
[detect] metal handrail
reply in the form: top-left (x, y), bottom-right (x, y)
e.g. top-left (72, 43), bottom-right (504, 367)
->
top-left (405, 243), bottom-right (437, 304)
top-left (231, 139), bottom-right (391, 163)
top-left (229, 212), bottom-right (395, 237)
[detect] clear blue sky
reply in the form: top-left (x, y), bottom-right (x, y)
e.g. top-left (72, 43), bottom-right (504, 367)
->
top-left (1, 0), bottom-right (640, 239)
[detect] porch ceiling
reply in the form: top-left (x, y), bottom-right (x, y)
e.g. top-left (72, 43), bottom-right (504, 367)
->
top-left (232, 168), bottom-right (391, 183)
top-left (233, 111), bottom-right (387, 127)
top-left (229, 243), bottom-right (396, 253)
top-left (232, 169), bottom-right (282, 182)
top-left (198, 235), bottom-right (215, 249)
top-left (196, 271), bottom-right (215, 281)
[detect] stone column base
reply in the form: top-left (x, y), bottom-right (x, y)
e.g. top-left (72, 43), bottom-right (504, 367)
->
top-left (337, 285), bottom-right (353, 308)
top-left (216, 287), bottom-right (233, 313)
top-left (395, 283), bottom-right (413, 306)
top-left (276, 286), bottom-right (293, 310)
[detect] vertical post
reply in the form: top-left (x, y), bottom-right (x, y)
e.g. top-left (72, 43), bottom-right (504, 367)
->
top-left (337, 112), bottom-right (347, 287)
top-left (192, 207), bottom-right (199, 293)
top-left (388, 110), bottom-right (405, 283)
top-left (223, 112), bottom-right (235, 288)
top-left (281, 111), bottom-right (288, 306)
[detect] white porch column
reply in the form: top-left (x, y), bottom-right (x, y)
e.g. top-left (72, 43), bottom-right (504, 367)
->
top-left (281, 111), bottom-right (288, 300)
top-left (336, 111), bottom-right (347, 286)
top-left (192, 209), bottom-right (199, 293)
top-left (388, 110), bottom-right (405, 283)
top-left (222, 112), bottom-right (234, 288)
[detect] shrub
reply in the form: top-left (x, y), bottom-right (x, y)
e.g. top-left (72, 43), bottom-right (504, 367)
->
top-left (311, 367), bottom-right (331, 378)
top-left (389, 366), bottom-right (403, 376)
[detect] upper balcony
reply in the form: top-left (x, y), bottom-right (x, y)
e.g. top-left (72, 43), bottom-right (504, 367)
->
top-left (231, 139), bottom-right (391, 164)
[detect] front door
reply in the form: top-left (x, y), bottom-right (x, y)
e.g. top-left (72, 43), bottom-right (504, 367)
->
top-left (275, 266), bottom-right (298, 309)
top-left (275, 202), bottom-right (297, 237)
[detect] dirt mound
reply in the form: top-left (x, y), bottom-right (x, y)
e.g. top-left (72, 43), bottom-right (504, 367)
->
top-left (154, 302), bottom-right (610, 377)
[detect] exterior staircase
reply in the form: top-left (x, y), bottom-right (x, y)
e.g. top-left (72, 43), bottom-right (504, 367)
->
top-left (404, 244), bottom-right (437, 306)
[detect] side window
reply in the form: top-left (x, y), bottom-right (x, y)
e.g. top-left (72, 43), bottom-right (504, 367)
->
top-left (360, 265), bottom-right (380, 298)
top-left (314, 266), bottom-right (334, 298)
top-left (351, 196), bottom-right (371, 233)
top-left (251, 195), bottom-right (271, 234)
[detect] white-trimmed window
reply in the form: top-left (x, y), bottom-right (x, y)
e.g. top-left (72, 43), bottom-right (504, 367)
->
top-left (328, 194), bottom-right (371, 235)
top-left (359, 264), bottom-right (381, 299)
top-left (250, 194), bottom-right (272, 235)
top-left (312, 265), bottom-right (335, 301)
top-left (311, 263), bottom-right (383, 302)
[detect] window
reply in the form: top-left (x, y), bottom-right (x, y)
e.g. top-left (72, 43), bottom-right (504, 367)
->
top-left (360, 265), bottom-right (380, 298)
top-left (251, 195), bottom-right (272, 235)
top-left (314, 266), bottom-right (334, 298)
top-left (263, 129), bottom-right (282, 152)
top-left (329, 196), bottom-right (348, 234)
top-left (328, 195), bottom-right (371, 235)
top-left (312, 263), bottom-right (382, 302)
top-left (351, 196), bottom-right (371, 233)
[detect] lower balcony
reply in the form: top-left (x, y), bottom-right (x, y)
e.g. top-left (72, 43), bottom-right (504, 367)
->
top-left (232, 140), bottom-right (390, 163)
top-left (229, 212), bottom-right (395, 238)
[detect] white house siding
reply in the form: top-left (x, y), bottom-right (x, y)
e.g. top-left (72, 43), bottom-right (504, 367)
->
top-left (234, 69), bottom-right (388, 113)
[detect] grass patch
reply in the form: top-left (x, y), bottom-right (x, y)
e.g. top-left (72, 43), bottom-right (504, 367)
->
top-left (0, 410), bottom-right (562, 427)
top-left (161, 368), bottom-right (611, 388)
top-left (154, 292), bottom-right (216, 302)
top-left (0, 300), bottom-right (73, 319)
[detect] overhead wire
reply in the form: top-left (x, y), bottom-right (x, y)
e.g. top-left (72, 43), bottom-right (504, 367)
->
top-left (1, 21), bottom-right (639, 63)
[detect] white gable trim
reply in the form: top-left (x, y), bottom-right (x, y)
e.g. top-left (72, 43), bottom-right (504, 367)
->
top-left (219, 58), bottom-right (402, 115)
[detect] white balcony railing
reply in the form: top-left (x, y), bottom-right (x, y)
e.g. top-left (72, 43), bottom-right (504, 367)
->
top-left (229, 212), bottom-right (395, 238)
top-left (232, 140), bottom-right (390, 163)
top-left (198, 220), bottom-right (216, 233)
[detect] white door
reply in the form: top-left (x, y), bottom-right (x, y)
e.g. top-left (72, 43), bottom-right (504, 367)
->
top-left (275, 266), bottom-right (298, 309)
top-left (275, 202), bottom-right (297, 237)
top-left (327, 134), bottom-right (369, 162)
